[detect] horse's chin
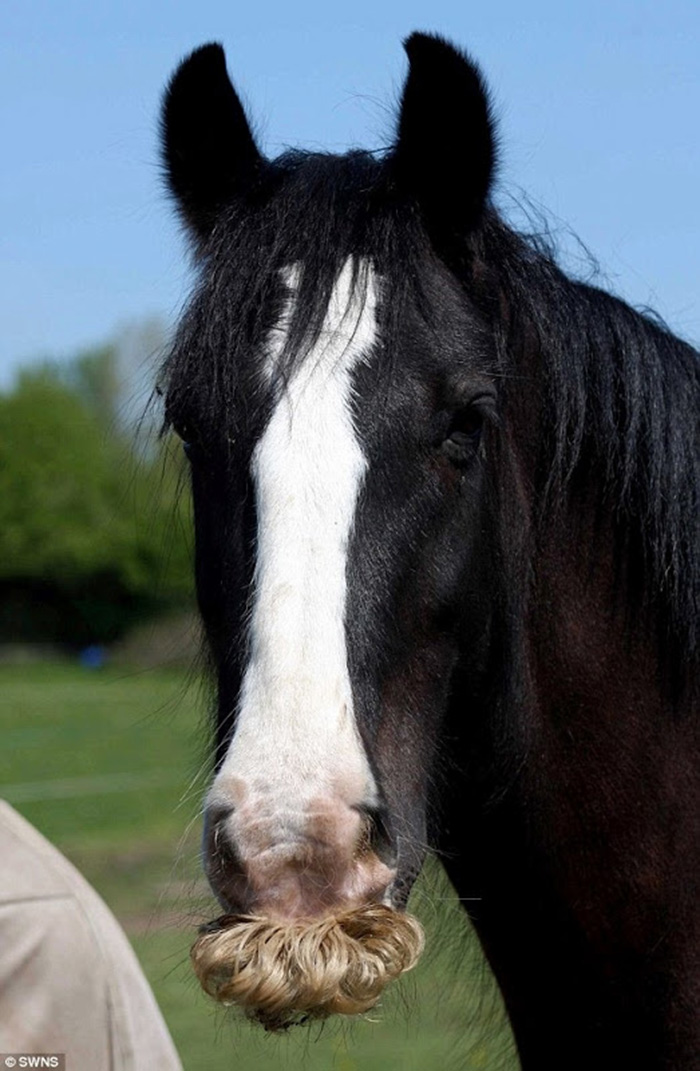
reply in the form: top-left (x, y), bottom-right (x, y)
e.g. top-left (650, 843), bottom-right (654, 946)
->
top-left (190, 903), bottom-right (425, 1031)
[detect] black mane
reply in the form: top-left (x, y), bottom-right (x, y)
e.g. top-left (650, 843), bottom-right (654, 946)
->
top-left (475, 215), bottom-right (699, 690)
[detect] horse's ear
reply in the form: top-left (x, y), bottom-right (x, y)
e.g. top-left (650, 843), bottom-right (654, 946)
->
top-left (161, 43), bottom-right (264, 242)
top-left (391, 33), bottom-right (497, 256)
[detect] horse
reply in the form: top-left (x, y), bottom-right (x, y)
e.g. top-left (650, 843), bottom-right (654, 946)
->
top-left (159, 32), bottom-right (699, 1069)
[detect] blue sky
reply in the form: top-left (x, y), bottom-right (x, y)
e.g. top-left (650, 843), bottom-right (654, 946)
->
top-left (2, 0), bottom-right (698, 387)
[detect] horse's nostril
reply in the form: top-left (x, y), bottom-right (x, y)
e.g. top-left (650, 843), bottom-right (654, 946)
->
top-left (206, 801), bottom-right (234, 826)
top-left (204, 807), bottom-right (241, 880)
top-left (353, 804), bottom-right (396, 868)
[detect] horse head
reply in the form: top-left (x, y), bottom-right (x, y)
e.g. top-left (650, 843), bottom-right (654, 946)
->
top-left (161, 34), bottom-right (502, 1026)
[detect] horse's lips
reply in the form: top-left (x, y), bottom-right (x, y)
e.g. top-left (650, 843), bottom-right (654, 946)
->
top-left (190, 902), bottom-right (426, 1029)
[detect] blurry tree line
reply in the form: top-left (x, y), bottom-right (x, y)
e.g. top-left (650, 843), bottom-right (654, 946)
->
top-left (0, 327), bottom-right (193, 646)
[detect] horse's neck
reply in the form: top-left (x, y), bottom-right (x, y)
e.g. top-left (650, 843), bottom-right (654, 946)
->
top-left (446, 507), bottom-right (700, 1068)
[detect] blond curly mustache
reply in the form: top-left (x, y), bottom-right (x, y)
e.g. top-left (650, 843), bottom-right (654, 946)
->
top-left (191, 903), bottom-right (425, 1031)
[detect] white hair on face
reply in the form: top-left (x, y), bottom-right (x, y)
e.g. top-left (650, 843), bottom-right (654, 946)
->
top-left (212, 257), bottom-right (379, 831)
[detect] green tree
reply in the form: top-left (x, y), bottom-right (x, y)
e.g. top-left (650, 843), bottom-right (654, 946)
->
top-left (0, 366), bottom-right (192, 645)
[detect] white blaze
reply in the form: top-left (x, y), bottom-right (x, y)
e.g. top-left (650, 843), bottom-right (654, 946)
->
top-left (212, 258), bottom-right (378, 821)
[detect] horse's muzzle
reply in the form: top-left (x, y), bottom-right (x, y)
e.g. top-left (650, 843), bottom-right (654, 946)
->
top-left (195, 778), bottom-right (424, 1028)
top-left (203, 777), bottom-right (396, 920)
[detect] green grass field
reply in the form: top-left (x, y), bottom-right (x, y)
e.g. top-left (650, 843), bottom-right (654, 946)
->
top-left (0, 663), bottom-right (516, 1070)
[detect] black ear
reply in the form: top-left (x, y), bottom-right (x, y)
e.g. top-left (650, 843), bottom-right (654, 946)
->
top-left (161, 43), bottom-right (264, 242)
top-left (391, 33), bottom-right (497, 257)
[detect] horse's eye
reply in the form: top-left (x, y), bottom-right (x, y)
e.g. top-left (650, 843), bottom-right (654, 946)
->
top-left (170, 419), bottom-right (198, 459)
top-left (442, 407), bottom-right (485, 466)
